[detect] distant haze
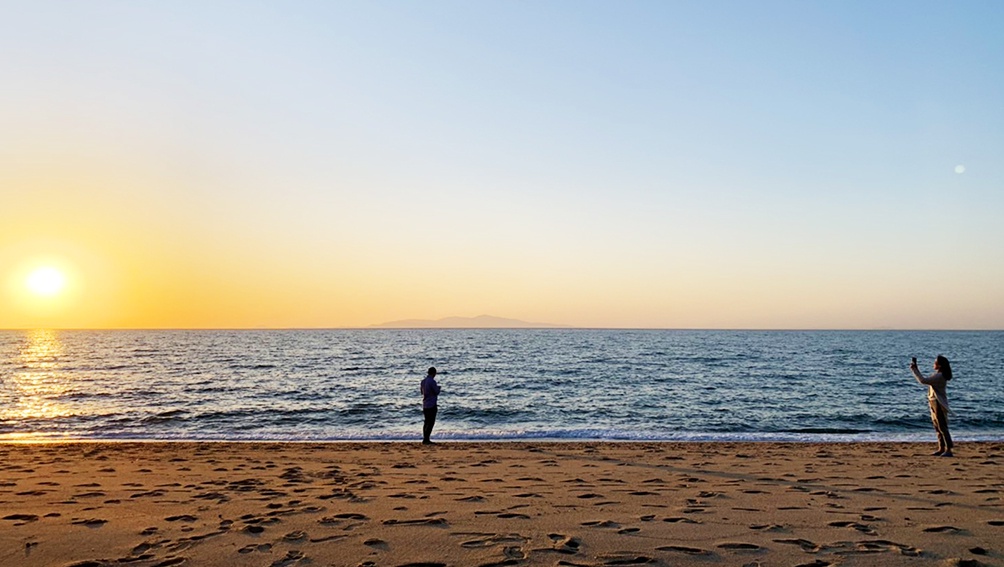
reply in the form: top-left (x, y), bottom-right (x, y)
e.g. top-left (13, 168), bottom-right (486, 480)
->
top-left (371, 315), bottom-right (569, 329)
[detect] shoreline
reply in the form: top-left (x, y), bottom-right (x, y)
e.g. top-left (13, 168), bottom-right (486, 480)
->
top-left (2, 438), bottom-right (1002, 446)
top-left (2, 441), bottom-right (1002, 566)
top-left (5, 433), bottom-right (1004, 444)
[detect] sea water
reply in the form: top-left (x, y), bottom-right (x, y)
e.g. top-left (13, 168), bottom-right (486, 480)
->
top-left (0, 329), bottom-right (1001, 442)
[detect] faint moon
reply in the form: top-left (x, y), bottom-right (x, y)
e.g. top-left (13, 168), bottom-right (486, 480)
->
top-left (955, 165), bottom-right (966, 174)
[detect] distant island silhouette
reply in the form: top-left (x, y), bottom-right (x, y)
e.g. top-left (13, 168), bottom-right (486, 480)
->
top-left (370, 314), bottom-right (570, 329)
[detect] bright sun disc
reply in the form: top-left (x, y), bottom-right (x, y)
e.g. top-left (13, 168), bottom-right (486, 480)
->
top-left (26, 267), bottom-right (67, 297)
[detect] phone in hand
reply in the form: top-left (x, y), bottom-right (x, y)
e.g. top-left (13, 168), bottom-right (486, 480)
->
top-left (911, 357), bottom-right (917, 365)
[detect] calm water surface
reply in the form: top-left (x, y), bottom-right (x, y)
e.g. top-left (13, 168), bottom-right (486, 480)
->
top-left (1, 329), bottom-right (1001, 442)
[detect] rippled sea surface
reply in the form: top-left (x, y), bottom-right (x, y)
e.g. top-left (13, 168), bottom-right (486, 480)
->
top-left (1, 329), bottom-right (1001, 442)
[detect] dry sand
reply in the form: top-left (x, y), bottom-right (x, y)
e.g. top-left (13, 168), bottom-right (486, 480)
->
top-left (1, 441), bottom-right (1002, 567)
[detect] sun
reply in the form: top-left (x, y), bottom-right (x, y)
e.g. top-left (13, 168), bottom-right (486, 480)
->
top-left (26, 266), bottom-right (67, 297)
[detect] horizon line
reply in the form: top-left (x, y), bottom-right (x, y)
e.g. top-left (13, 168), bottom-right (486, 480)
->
top-left (2, 327), bottom-right (1001, 332)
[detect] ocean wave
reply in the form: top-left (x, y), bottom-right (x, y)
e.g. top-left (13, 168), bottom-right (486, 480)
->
top-left (780, 427), bottom-right (874, 435)
top-left (140, 409), bottom-right (190, 423)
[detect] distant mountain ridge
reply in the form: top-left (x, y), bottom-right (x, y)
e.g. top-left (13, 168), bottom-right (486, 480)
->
top-left (370, 314), bottom-right (569, 329)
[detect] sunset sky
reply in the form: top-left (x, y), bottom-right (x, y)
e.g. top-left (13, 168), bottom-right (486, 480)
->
top-left (2, 1), bottom-right (1002, 329)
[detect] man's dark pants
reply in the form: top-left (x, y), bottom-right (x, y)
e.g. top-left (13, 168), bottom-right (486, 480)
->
top-left (423, 406), bottom-right (438, 443)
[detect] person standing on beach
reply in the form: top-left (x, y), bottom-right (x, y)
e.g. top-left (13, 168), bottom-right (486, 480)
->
top-left (420, 367), bottom-right (441, 444)
top-left (910, 355), bottom-right (954, 457)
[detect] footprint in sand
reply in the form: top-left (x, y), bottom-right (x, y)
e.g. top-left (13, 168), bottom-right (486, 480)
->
top-left (581, 520), bottom-right (619, 528)
top-left (716, 542), bottom-right (763, 552)
top-left (459, 533), bottom-right (528, 548)
top-left (270, 550), bottom-right (305, 567)
top-left (383, 518), bottom-right (448, 526)
top-left (547, 533), bottom-right (581, 554)
top-left (662, 517), bottom-right (701, 524)
top-left (828, 520), bottom-right (876, 535)
top-left (922, 525), bottom-right (962, 533)
top-left (130, 541), bottom-right (159, 556)
top-left (151, 558), bottom-right (185, 567)
top-left (749, 524), bottom-right (785, 532)
top-left (74, 491), bottom-right (106, 498)
top-left (503, 546), bottom-right (527, 560)
top-left (838, 540), bottom-right (920, 556)
top-left (3, 514), bottom-right (39, 525)
top-left (71, 518), bottom-right (108, 527)
top-left (282, 530), bottom-right (308, 542)
top-left (593, 552), bottom-right (655, 565)
top-left (810, 490), bottom-right (843, 499)
top-left (656, 545), bottom-right (711, 556)
top-left (773, 538), bottom-right (821, 552)
top-left (476, 560), bottom-right (520, 567)
top-left (238, 543), bottom-right (273, 554)
top-left (333, 513), bottom-right (369, 520)
top-left (497, 513), bottom-right (530, 520)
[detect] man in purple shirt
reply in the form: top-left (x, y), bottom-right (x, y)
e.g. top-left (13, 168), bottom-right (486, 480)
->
top-left (420, 367), bottom-right (441, 444)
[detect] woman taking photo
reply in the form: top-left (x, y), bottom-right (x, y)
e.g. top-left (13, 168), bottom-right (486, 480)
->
top-left (910, 355), bottom-right (954, 457)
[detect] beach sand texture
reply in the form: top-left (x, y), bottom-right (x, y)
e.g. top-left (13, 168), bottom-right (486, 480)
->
top-left (1, 442), bottom-right (1002, 566)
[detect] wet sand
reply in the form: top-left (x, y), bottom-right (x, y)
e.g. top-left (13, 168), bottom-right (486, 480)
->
top-left (1, 441), bottom-right (1002, 566)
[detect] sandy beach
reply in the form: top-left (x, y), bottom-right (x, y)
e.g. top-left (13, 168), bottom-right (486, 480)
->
top-left (1, 441), bottom-right (1001, 567)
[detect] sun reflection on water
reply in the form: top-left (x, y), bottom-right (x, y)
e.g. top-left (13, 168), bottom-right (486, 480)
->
top-left (0, 330), bottom-right (74, 435)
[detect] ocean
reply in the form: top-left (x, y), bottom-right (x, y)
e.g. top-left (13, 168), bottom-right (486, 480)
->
top-left (1, 329), bottom-right (1001, 442)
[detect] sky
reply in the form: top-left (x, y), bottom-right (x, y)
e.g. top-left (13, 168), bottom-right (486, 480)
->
top-left (1, 1), bottom-right (1002, 329)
